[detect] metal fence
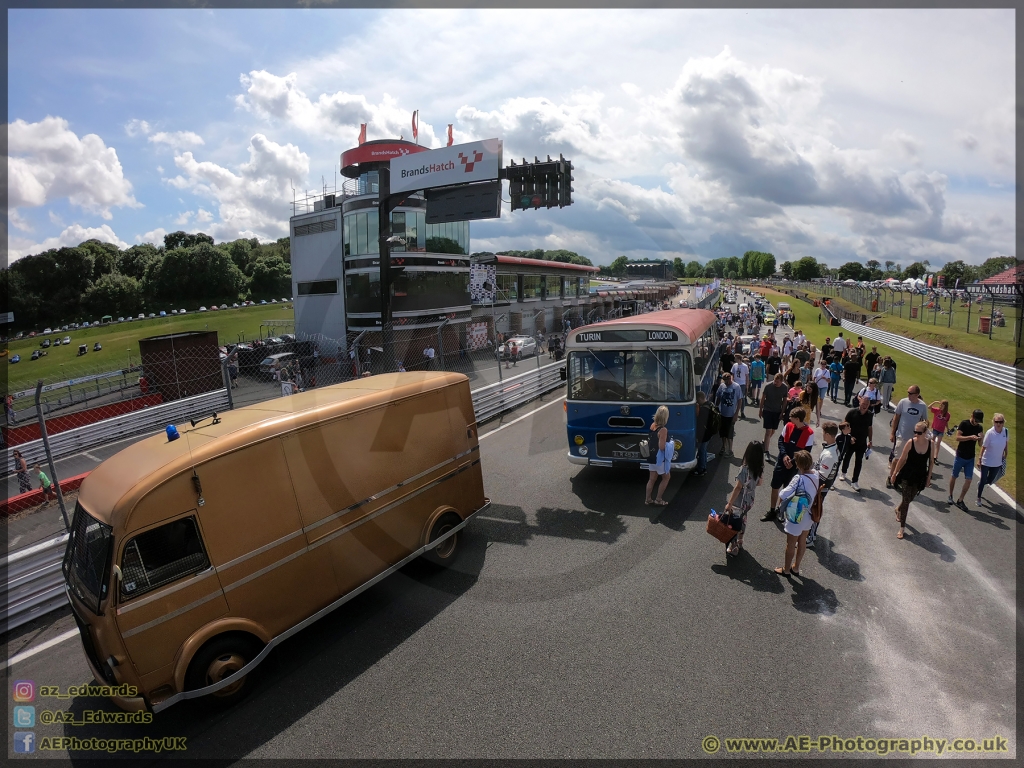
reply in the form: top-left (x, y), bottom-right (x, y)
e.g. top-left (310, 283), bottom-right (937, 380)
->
top-left (838, 317), bottom-right (1023, 398)
top-left (2, 534), bottom-right (70, 633)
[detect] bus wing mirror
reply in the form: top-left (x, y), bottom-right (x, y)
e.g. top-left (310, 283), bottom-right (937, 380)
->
top-left (559, 367), bottom-right (567, 381)
top-left (112, 564), bottom-right (123, 581)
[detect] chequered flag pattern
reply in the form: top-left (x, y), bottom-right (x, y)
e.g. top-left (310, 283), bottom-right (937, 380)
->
top-left (459, 150), bottom-right (484, 172)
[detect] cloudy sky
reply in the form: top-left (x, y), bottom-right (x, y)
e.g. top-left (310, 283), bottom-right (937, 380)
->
top-left (7, 8), bottom-right (1015, 268)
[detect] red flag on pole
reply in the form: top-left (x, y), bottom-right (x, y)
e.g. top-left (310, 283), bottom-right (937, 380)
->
top-left (358, 124), bottom-right (366, 145)
top-left (412, 110), bottom-right (419, 144)
top-left (447, 124), bottom-right (453, 147)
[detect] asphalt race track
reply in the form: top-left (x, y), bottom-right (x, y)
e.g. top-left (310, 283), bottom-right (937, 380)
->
top-left (6, 290), bottom-right (1017, 760)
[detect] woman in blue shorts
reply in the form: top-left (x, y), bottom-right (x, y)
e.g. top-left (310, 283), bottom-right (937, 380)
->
top-left (645, 405), bottom-right (672, 506)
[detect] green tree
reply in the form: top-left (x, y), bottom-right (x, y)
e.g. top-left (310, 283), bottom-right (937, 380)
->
top-left (224, 238), bottom-right (257, 276)
top-left (672, 257), bottom-right (685, 277)
top-left (117, 244), bottom-right (160, 281)
top-left (147, 242), bottom-right (247, 304)
top-left (792, 256), bottom-right (821, 280)
top-left (248, 254), bottom-right (292, 298)
top-left (685, 260), bottom-right (703, 278)
top-left (976, 256), bottom-right (1017, 280)
top-left (163, 230), bottom-right (215, 251)
top-left (608, 255), bottom-right (629, 276)
top-left (727, 269), bottom-right (738, 279)
top-left (780, 261), bottom-right (793, 278)
top-left (837, 261), bottom-right (867, 281)
top-left (939, 260), bottom-right (980, 287)
top-left (79, 239), bottom-right (121, 280)
top-left (903, 262), bottom-right (926, 279)
top-left (703, 265), bottom-right (717, 279)
top-left (84, 273), bottom-right (144, 317)
top-left (884, 260), bottom-right (896, 274)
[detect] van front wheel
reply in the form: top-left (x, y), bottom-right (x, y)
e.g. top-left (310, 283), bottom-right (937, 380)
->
top-left (185, 634), bottom-right (263, 706)
top-left (424, 511), bottom-right (462, 566)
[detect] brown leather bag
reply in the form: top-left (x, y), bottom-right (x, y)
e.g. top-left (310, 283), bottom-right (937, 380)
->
top-left (810, 491), bottom-right (824, 523)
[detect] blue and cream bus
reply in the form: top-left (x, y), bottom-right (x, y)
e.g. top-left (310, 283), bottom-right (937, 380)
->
top-left (563, 309), bottom-right (721, 471)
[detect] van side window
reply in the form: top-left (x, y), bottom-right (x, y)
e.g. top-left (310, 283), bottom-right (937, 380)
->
top-left (120, 517), bottom-right (210, 600)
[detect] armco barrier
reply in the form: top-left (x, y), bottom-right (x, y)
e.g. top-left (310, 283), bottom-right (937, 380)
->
top-left (2, 533), bottom-right (70, 634)
top-left (839, 318), bottom-right (1023, 398)
top-left (3, 369), bottom-right (567, 634)
top-left (3, 394), bottom-right (164, 447)
top-left (3, 388), bottom-right (230, 474)
top-left (472, 360), bottom-right (565, 424)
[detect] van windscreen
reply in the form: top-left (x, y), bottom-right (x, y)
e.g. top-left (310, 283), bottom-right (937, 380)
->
top-left (62, 502), bottom-right (113, 615)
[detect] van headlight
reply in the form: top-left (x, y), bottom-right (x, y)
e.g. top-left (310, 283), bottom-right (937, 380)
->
top-left (578, 445), bottom-right (588, 456)
top-left (574, 435), bottom-right (584, 445)
top-left (674, 439), bottom-right (682, 450)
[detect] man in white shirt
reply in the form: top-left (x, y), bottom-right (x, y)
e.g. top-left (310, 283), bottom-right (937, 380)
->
top-left (782, 337), bottom-right (793, 364)
top-left (976, 413), bottom-right (1008, 507)
top-left (832, 333), bottom-right (847, 354)
top-left (731, 356), bottom-right (750, 418)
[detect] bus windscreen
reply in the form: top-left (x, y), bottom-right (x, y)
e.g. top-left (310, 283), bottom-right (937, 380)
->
top-left (568, 350), bottom-right (692, 402)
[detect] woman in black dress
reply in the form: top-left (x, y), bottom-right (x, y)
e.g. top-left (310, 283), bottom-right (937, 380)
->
top-left (889, 420), bottom-right (933, 539)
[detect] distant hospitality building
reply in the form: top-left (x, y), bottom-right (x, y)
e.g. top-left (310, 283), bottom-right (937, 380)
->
top-left (289, 138), bottom-right (678, 365)
top-left (626, 260), bottom-right (673, 280)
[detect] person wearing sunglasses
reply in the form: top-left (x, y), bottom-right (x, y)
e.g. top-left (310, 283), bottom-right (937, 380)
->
top-left (889, 420), bottom-right (933, 539)
top-left (977, 414), bottom-right (1008, 507)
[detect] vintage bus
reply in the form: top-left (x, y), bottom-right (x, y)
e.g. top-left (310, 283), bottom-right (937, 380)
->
top-left (563, 309), bottom-right (721, 471)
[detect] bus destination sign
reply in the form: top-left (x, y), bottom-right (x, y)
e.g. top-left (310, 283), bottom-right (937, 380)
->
top-left (574, 329), bottom-right (678, 344)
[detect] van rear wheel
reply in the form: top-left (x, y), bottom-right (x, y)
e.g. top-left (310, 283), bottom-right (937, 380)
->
top-left (185, 634), bottom-right (263, 706)
top-left (424, 511), bottom-right (462, 566)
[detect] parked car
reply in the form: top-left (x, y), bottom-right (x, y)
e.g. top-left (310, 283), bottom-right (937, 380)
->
top-left (93, 342), bottom-right (103, 352)
top-left (41, 338), bottom-right (51, 348)
top-left (82, 321), bottom-right (90, 327)
top-left (64, 336), bottom-right (71, 344)
top-left (78, 344), bottom-right (88, 356)
top-left (170, 310), bottom-right (178, 315)
top-left (54, 338), bottom-right (62, 346)
top-left (10, 354), bottom-right (20, 364)
top-left (232, 303), bottom-right (239, 308)
top-left (31, 350), bottom-right (43, 360)
top-left (259, 352), bottom-right (295, 378)
top-left (138, 313), bottom-right (145, 319)
top-left (159, 310), bottom-right (167, 316)
top-left (148, 313), bottom-right (156, 318)
top-left (118, 316), bottom-right (125, 322)
top-left (259, 299), bottom-right (267, 305)
top-left (282, 297), bottom-right (290, 302)
top-left (500, 335), bottom-right (538, 359)
top-left (44, 327), bottom-right (52, 334)
top-left (199, 306), bottom-right (207, 312)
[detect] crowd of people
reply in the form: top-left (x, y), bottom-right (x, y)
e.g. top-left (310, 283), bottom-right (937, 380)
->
top-left (701, 288), bottom-right (1010, 571)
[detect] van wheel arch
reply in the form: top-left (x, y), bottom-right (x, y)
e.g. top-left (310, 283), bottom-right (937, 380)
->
top-left (423, 508), bottom-right (463, 566)
top-left (184, 631), bottom-right (265, 706)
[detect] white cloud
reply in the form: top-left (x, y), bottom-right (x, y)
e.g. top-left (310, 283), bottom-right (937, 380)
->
top-left (48, 210), bottom-right (64, 227)
top-left (164, 133), bottom-right (309, 241)
top-left (149, 131), bottom-right (205, 150)
top-left (196, 208), bottom-right (213, 223)
top-left (8, 116), bottom-right (140, 219)
top-left (9, 210), bottom-right (33, 232)
top-left (8, 223), bottom-right (128, 261)
top-left (124, 118), bottom-right (150, 137)
top-left (954, 129), bottom-right (978, 151)
top-left (174, 210), bottom-right (193, 226)
top-left (136, 227), bottom-right (167, 246)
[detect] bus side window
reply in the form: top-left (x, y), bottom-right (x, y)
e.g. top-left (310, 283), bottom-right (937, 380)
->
top-left (120, 517), bottom-right (210, 599)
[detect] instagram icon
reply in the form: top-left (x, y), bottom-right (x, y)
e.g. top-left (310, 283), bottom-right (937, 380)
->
top-left (12, 680), bottom-right (35, 702)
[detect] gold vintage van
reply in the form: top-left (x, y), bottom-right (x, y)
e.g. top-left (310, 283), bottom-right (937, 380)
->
top-left (62, 372), bottom-right (488, 713)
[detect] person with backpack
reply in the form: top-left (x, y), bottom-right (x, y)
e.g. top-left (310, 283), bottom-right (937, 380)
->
top-left (761, 407), bottom-right (815, 521)
top-left (806, 421), bottom-right (845, 549)
top-left (722, 441), bottom-right (765, 556)
top-left (714, 372), bottom-right (743, 457)
top-left (774, 450), bottom-right (819, 576)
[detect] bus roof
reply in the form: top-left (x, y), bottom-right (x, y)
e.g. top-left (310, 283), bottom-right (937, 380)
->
top-left (570, 308), bottom-right (717, 344)
top-left (78, 371), bottom-right (468, 529)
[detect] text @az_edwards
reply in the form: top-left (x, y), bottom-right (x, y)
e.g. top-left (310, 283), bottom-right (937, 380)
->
top-left (701, 734), bottom-right (1009, 756)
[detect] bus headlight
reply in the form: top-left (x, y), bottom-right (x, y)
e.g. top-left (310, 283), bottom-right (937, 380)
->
top-left (674, 439), bottom-right (682, 450)
top-left (574, 435), bottom-right (584, 445)
top-left (578, 445), bottom-right (588, 456)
